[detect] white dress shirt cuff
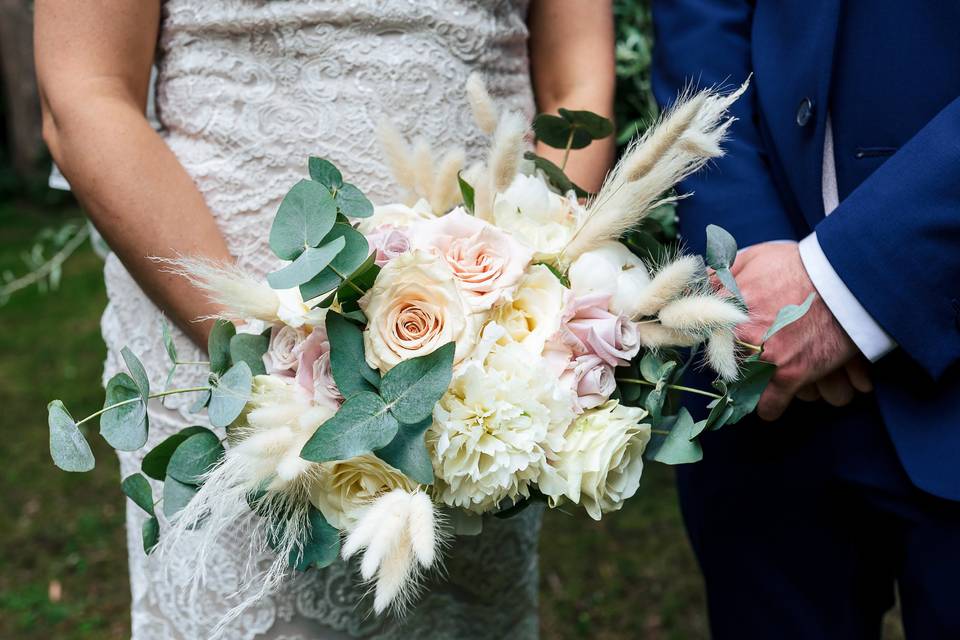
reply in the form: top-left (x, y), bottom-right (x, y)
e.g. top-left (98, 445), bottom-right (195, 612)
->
top-left (798, 232), bottom-right (896, 362)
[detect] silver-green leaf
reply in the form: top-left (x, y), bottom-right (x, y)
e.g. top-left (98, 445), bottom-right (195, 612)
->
top-left (268, 180), bottom-right (338, 260)
top-left (300, 391), bottom-right (399, 463)
top-left (166, 430), bottom-right (225, 484)
top-left (375, 417), bottom-right (434, 485)
top-left (121, 472), bottom-right (155, 516)
top-left (266, 236), bottom-right (347, 289)
top-left (762, 292), bottom-right (816, 342)
top-left (100, 372), bottom-right (149, 451)
top-left (208, 361), bottom-right (252, 428)
top-left (48, 400), bottom-right (95, 472)
top-left (380, 342), bottom-right (455, 424)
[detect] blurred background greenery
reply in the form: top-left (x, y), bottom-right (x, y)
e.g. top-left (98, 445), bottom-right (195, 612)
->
top-left (0, 2), bottom-right (903, 639)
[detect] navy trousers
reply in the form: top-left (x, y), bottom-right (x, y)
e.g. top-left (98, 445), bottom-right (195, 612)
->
top-left (677, 396), bottom-right (960, 639)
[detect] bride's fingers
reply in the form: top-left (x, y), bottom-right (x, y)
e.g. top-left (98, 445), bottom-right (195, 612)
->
top-left (844, 357), bottom-right (874, 393)
top-left (815, 370), bottom-right (855, 407)
top-left (796, 384), bottom-right (820, 402)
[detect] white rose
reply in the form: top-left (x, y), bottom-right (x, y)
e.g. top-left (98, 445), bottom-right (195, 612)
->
top-left (360, 250), bottom-right (476, 372)
top-left (308, 454), bottom-right (415, 530)
top-left (539, 400), bottom-right (651, 520)
top-left (263, 325), bottom-right (306, 375)
top-left (428, 333), bottom-right (576, 513)
top-left (488, 264), bottom-right (567, 355)
top-left (356, 200), bottom-right (435, 235)
top-left (492, 173), bottom-right (582, 258)
top-left (568, 241), bottom-right (651, 315)
top-left (275, 287), bottom-right (327, 328)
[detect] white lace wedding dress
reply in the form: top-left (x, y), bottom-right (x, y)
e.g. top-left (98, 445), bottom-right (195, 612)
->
top-left (101, 1), bottom-right (542, 638)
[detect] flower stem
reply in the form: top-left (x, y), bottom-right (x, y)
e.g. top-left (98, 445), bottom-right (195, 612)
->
top-left (561, 129), bottom-right (575, 170)
top-left (651, 429), bottom-right (671, 436)
top-left (75, 386), bottom-right (211, 427)
top-left (616, 377), bottom-right (722, 400)
top-left (736, 339), bottom-right (762, 352)
top-left (175, 361), bottom-right (210, 366)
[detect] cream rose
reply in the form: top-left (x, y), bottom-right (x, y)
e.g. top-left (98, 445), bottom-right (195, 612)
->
top-left (410, 208), bottom-right (534, 311)
top-left (539, 401), bottom-right (651, 520)
top-left (308, 454), bottom-right (415, 530)
top-left (360, 250), bottom-right (475, 372)
top-left (492, 173), bottom-right (582, 258)
top-left (568, 241), bottom-right (651, 315)
top-left (488, 264), bottom-right (567, 355)
top-left (356, 200), bottom-right (435, 235)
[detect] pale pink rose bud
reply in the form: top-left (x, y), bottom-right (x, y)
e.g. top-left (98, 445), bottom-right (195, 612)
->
top-left (263, 325), bottom-right (306, 376)
top-left (366, 225), bottom-right (412, 267)
top-left (561, 293), bottom-right (641, 367)
top-left (293, 327), bottom-right (342, 410)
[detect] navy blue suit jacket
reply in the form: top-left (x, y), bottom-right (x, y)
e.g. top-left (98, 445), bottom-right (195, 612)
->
top-left (651, 0), bottom-right (960, 500)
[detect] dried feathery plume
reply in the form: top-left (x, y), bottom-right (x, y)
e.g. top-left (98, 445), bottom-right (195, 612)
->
top-left (626, 255), bottom-right (703, 318)
top-left (635, 321), bottom-right (701, 349)
top-left (343, 488), bottom-right (445, 615)
top-left (430, 148), bottom-right (465, 213)
top-left (463, 161), bottom-right (493, 220)
top-left (156, 256), bottom-right (279, 322)
top-left (412, 138), bottom-right (435, 203)
top-left (377, 119), bottom-right (417, 200)
top-left (466, 73), bottom-right (499, 135)
top-left (658, 294), bottom-right (748, 333)
top-left (560, 78), bottom-right (750, 264)
top-left (706, 328), bottom-right (739, 381)
top-left (487, 111), bottom-right (528, 194)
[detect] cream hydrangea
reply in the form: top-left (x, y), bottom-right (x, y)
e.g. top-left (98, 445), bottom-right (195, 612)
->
top-left (539, 400), bottom-right (651, 520)
top-left (488, 264), bottom-right (567, 355)
top-left (428, 324), bottom-right (576, 513)
top-left (492, 173), bottom-right (582, 258)
top-left (308, 454), bottom-right (415, 530)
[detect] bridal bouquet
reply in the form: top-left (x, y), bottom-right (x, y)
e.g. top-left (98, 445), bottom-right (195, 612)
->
top-left (46, 76), bottom-right (809, 626)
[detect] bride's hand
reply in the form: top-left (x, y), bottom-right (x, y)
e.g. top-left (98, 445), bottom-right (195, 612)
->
top-left (528, 0), bottom-right (617, 192)
top-left (35, 0), bottom-right (233, 349)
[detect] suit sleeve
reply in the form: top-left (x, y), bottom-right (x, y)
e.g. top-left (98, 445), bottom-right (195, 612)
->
top-left (651, 0), bottom-right (798, 254)
top-left (815, 97), bottom-right (960, 380)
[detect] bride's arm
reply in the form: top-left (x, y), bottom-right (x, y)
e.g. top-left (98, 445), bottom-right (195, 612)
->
top-left (528, 0), bottom-right (616, 192)
top-left (35, 0), bottom-right (231, 349)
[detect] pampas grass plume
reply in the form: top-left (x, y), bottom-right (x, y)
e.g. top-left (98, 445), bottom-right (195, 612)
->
top-left (157, 256), bottom-right (279, 322)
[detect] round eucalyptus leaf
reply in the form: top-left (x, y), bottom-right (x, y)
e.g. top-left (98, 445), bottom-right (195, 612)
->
top-left (289, 507), bottom-right (341, 571)
top-left (646, 408), bottom-right (704, 464)
top-left (269, 180), bottom-right (338, 260)
top-left (299, 224), bottom-right (370, 301)
top-left (705, 224), bottom-right (738, 270)
top-left (334, 183), bottom-right (374, 218)
top-left (229, 332), bottom-right (269, 376)
top-left (162, 475), bottom-right (199, 519)
top-left (141, 425), bottom-right (211, 480)
top-left (121, 346), bottom-right (150, 400)
top-left (208, 361), bottom-right (252, 428)
top-left (207, 319), bottom-right (236, 376)
top-left (100, 373), bottom-right (149, 451)
top-left (558, 108), bottom-right (615, 139)
top-left (48, 400), bottom-right (95, 472)
top-left (167, 429), bottom-right (225, 484)
top-left (300, 391), bottom-right (399, 463)
top-left (308, 157), bottom-right (343, 189)
top-left (326, 311), bottom-right (380, 398)
top-left (266, 236), bottom-right (346, 289)
top-left (380, 342), bottom-right (455, 424)
top-left (121, 472), bottom-right (155, 516)
top-left (375, 417), bottom-right (434, 485)
top-left (142, 516), bottom-right (160, 554)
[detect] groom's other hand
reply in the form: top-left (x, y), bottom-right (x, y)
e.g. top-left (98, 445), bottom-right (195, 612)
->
top-left (731, 242), bottom-right (868, 420)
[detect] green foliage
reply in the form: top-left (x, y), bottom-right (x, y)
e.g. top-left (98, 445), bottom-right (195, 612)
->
top-left (333, 183), bottom-right (374, 219)
top-left (705, 224), bottom-right (744, 303)
top-left (646, 408), bottom-right (704, 464)
top-left (376, 417), bottom-right (434, 485)
top-left (533, 109), bottom-right (613, 152)
top-left (207, 319), bottom-right (236, 376)
top-left (208, 362), bottom-right (252, 428)
top-left (120, 473), bottom-right (154, 516)
top-left (300, 391), bottom-right (399, 463)
top-left (47, 400), bottom-right (95, 472)
top-left (166, 429), bottom-right (224, 484)
top-left (268, 180), bottom-right (338, 261)
top-left (523, 152), bottom-right (588, 198)
top-left (288, 507), bottom-right (341, 571)
top-left (229, 332), bottom-right (269, 377)
top-left (326, 312), bottom-right (380, 397)
top-left (298, 223), bottom-right (370, 301)
top-left (763, 293), bottom-right (815, 342)
top-left (99, 373), bottom-right (148, 451)
top-left (334, 252), bottom-right (379, 313)
top-left (308, 157), bottom-right (343, 189)
top-left (379, 342), bottom-right (455, 424)
top-left (141, 426), bottom-right (210, 481)
top-left (266, 236), bottom-right (346, 289)
top-left (614, 0), bottom-right (659, 145)
top-left (142, 516), bottom-right (160, 554)
top-left (457, 172), bottom-right (476, 214)
top-left (162, 475), bottom-right (198, 519)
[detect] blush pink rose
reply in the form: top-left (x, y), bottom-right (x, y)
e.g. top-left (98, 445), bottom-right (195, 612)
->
top-left (561, 354), bottom-right (617, 413)
top-left (365, 225), bottom-right (412, 267)
top-left (410, 208), bottom-right (534, 311)
top-left (560, 293), bottom-right (641, 367)
top-left (293, 326), bottom-right (342, 411)
top-left (262, 325), bottom-right (306, 377)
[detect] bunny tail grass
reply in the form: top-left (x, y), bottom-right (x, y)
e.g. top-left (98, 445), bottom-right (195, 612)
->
top-left (156, 256), bottom-right (280, 322)
top-left (658, 294), bottom-right (749, 333)
top-left (706, 328), bottom-right (739, 381)
top-left (466, 73), bottom-right (499, 135)
top-left (157, 453), bottom-right (322, 640)
top-left (377, 119), bottom-right (417, 201)
top-left (430, 149), bottom-right (466, 214)
top-left (560, 79), bottom-right (750, 265)
top-left (487, 111), bottom-right (528, 194)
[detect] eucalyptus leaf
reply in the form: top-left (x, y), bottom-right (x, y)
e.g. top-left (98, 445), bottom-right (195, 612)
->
top-left (533, 113), bottom-right (591, 149)
top-left (647, 408), bottom-right (703, 464)
top-left (208, 361), bottom-right (252, 428)
top-left (714, 266), bottom-right (744, 303)
top-left (458, 172), bottom-right (476, 214)
top-left (100, 373), bottom-right (149, 451)
top-left (167, 430), bottom-right (225, 484)
top-left (557, 108), bottom-right (614, 139)
top-left (535, 261), bottom-right (570, 288)
top-left (121, 347), bottom-right (150, 400)
top-left (375, 417), bottom-right (434, 485)
top-left (162, 320), bottom-right (177, 364)
top-left (299, 391), bottom-right (399, 463)
top-left (640, 351), bottom-right (663, 384)
top-left (335, 252), bottom-right (379, 313)
top-left (334, 183), bottom-right (374, 219)
top-left (268, 180), bottom-right (338, 260)
top-left (762, 293), bottom-right (816, 342)
top-left (190, 389), bottom-right (212, 413)
top-left (705, 224), bottom-right (738, 269)
top-left (299, 224), bottom-right (370, 300)
top-left (644, 384), bottom-right (666, 422)
top-left (266, 236), bottom-right (347, 289)
top-left (289, 507), bottom-right (340, 571)
top-left (121, 472), bottom-right (155, 516)
top-left (308, 157), bottom-right (343, 189)
top-left (724, 360), bottom-right (778, 425)
top-left (523, 152), bottom-right (589, 198)
top-left (326, 312), bottom-right (380, 397)
top-left (142, 516), bottom-right (160, 554)
top-left (229, 332), bottom-right (269, 377)
top-left (704, 396), bottom-right (735, 432)
top-left (380, 342), bottom-right (455, 424)
top-left (47, 400), bottom-right (95, 472)
top-left (141, 425), bottom-right (211, 480)
top-left (208, 319), bottom-right (236, 376)
top-left (162, 475), bottom-right (198, 518)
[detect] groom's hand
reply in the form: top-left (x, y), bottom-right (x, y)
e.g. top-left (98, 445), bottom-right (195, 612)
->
top-left (731, 242), bottom-right (867, 420)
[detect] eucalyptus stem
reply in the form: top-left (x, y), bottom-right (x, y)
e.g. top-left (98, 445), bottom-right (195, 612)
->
top-left (330, 266), bottom-right (366, 297)
top-left (736, 339), bottom-right (762, 352)
top-left (651, 429), bottom-right (670, 436)
top-left (176, 361), bottom-right (210, 366)
top-left (616, 377), bottom-right (722, 400)
top-left (561, 128), bottom-right (575, 170)
top-left (75, 386), bottom-right (210, 427)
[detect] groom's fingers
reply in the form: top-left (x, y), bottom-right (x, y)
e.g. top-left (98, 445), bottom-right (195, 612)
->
top-left (796, 384), bottom-right (820, 402)
top-left (844, 357), bottom-right (874, 393)
top-left (815, 370), bottom-right (855, 407)
top-left (757, 383), bottom-right (793, 421)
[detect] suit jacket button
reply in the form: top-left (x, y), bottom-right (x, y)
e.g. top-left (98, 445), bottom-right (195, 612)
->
top-left (796, 97), bottom-right (814, 127)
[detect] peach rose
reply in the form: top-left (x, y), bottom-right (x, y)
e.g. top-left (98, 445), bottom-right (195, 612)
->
top-left (359, 250), bottom-right (475, 372)
top-left (410, 208), bottom-right (534, 311)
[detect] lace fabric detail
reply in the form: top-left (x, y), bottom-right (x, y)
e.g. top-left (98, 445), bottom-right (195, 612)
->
top-left (100, 0), bottom-right (541, 637)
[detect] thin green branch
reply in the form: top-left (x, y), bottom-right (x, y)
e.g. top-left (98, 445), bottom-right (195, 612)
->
top-left (75, 386), bottom-right (210, 427)
top-left (616, 377), bottom-right (722, 400)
